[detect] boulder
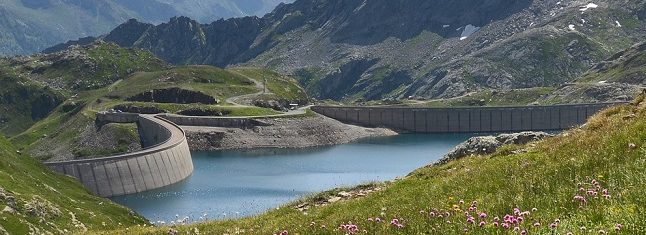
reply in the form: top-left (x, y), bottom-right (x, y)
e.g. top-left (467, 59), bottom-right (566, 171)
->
top-left (434, 131), bottom-right (553, 165)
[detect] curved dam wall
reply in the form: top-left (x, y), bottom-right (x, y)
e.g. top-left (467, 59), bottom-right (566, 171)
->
top-left (312, 103), bottom-right (620, 133)
top-left (45, 114), bottom-right (193, 197)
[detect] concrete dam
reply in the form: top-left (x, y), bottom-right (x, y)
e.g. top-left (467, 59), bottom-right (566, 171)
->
top-left (45, 113), bottom-right (193, 197)
top-left (311, 103), bottom-right (620, 133)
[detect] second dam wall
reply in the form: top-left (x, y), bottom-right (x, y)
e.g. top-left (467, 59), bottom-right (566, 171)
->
top-left (312, 103), bottom-right (619, 133)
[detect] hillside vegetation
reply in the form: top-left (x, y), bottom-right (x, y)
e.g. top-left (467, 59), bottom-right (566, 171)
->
top-left (109, 96), bottom-right (646, 234)
top-left (0, 136), bottom-right (147, 234)
top-left (0, 42), bottom-right (307, 161)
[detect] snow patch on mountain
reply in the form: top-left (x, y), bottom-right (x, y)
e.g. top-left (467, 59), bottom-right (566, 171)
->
top-left (579, 3), bottom-right (598, 12)
top-left (460, 24), bottom-right (480, 40)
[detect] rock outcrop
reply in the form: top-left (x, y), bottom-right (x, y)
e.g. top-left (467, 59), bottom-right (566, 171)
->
top-left (126, 87), bottom-right (218, 104)
top-left (434, 131), bottom-right (553, 165)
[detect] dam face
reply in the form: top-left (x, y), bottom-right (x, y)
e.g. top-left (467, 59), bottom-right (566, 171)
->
top-left (312, 103), bottom-right (620, 133)
top-left (45, 113), bottom-right (193, 197)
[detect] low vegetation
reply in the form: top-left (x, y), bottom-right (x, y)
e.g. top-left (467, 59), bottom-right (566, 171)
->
top-left (108, 97), bottom-right (646, 234)
top-left (231, 67), bottom-right (309, 101)
top-left (0, 136), bottom-right (147, 234)
top-left (1, 43), bottom-right (306, 161)
top-left (413, 88), bottom-right (555, 107)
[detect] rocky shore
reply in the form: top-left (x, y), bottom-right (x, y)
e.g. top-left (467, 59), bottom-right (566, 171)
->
top-left (433, 131), bottom-right (553, 166)
top-left (183, 114), bottom-right (397, 151)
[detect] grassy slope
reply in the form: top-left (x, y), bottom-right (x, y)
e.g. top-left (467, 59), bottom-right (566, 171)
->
top-left (412, 88), bottom-right (555, 108)
top-left (0, 136), bottom-right (147, 234)
top-left (0, 73), bottom-right (64, 136)
top-left (231, 67), bottom-right (309, 101)
top-left (111, 98), bottom-right (646, 234)
top-left (578, 43), bottom-right (646, 84)
top-left (35, 43), bottom-right (168, 91)
top-left (0, 43), bottom-right (166, 137)
top-left (107, 65), bottom-right (258, 102)
top-left (9, 62), bottom-right (300, 159)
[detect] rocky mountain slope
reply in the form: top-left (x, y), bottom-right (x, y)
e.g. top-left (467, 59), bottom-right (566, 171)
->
top-left (541, 41), bottom-right (646, 104)
top-left (0, 0), bottom-right (290, 55)
top-left (51, 0), bottom-right (646, 102)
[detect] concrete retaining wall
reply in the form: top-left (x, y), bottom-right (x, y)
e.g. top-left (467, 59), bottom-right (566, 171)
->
top-left (158, 114), bottom-right (271, 128)
top-left (45, 114), bottom-right (193, 197)
top-left (312, 103), bottom-right (621, 133)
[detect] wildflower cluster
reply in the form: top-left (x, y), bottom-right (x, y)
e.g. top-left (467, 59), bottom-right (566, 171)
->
top-left (390, 218), bottom-right (404, 228)
top-left (337, 222), bottom-right (359, 234)
top-left (573, 179), bottom-right (612, 206)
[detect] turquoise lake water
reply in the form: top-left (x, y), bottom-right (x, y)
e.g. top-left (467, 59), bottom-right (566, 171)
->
top-left (111, 134), bottom-right (473, 224)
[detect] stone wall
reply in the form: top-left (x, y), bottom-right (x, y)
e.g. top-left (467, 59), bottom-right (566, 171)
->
top-left (312, 103), bottom-right (621, 133)
top-left (45, 114), bottom-right (193, 197)
top-left (158, 114), bottom-right (271, 128)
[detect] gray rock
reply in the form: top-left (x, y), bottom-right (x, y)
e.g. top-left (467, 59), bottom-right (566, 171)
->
top-left (434, 131), bottom-right (552, 165)
top-left (5, 196), bottom-right (16, 209)
top-left (1, 206), bottom-right (14, 214)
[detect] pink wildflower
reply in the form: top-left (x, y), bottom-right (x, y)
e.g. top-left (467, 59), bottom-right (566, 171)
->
top-left (549, 223), bottom-right (558, 229)
top-left (279, 230), bottom-right (288, 235)
top-left (479, 212), bottom-right (487, 219)
top-left (502, 223), bottom-right (510, 229)
top-left (521, 230), bottom-right (528, 235)
top-left (587, 190), bottom-right (598, 196)
top-left (531, 208), bottom-right (538, 212)
top-left (615, 224), bottom-right (623, 231)
top-left (574, 195), bottom-right (586, 203)
top-left (599, 230), bottom-right (606, 234)
top-left (533, 222), bottom-right (541, 227)
top-left (479, 221), bottom-right (486, 227)
top-left (390, 218), bottom-right (404, 229)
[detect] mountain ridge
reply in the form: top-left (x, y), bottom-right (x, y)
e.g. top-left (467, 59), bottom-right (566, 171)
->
top-left (0, 0), bottom-right (290, 55)
top-left (48, 0), bottom-right (646, 101)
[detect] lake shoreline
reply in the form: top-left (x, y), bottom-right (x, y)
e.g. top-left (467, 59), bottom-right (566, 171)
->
top-left (182, 114), bottom-right (398, 151)
top-left (112, 133), bottom-right (472, 223)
